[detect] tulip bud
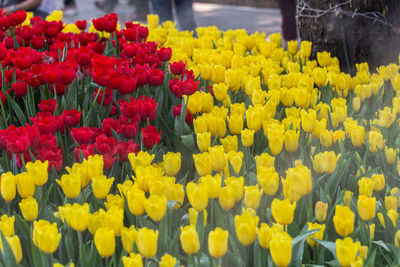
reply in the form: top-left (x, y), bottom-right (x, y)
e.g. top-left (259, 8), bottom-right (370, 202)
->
top-left (315, 201), bottom-right (328, 222)
top-left (127, 188), bottom-right (146, 216)
top-left (371, 174), bottom-right (385, 192)
top-left (385, 195), bottom-right (397, 211)
top-left (395, 230), bottom-right (400, 248)
top-left (56, 173), bottom-right (81, 199)
top-left (353, 96), bottom-right (361, 112)
top-left (225, 176), bottom-right (244, 202)
top-left (163, 152), bottom-right (181, 176)
top-left (69, 203), bottom-right (90, 232)
top-left (25, 160), bottom-right (49, 186)
top-left (189, 208), bottom-right (207, 227)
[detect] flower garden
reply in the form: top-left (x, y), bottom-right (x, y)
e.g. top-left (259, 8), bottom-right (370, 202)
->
top-left (0, 9), bottom-right (400, 267)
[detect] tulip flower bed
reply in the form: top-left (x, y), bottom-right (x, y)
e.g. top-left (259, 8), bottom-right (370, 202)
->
top-left (1, 9), bottom-right (400, 267)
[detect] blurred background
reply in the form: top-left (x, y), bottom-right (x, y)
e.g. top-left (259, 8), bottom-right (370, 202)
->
top-left (53, 0), bottom-right (282, 35)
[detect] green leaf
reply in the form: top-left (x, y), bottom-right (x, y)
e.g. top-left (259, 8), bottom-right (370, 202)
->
top-left (290, 228), bottom-right (320, 266)
top-left (4, 91), bottom-right (27, 125)
top-left (0, 232), bottom-right (17, 267)
top-left (312, 239), bottom-right (336, 257)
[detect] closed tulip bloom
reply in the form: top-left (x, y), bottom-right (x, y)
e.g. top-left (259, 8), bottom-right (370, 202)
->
top-left (301, 109), bottom-right (317, 133)
top-left (287, 40), bottom-right (298, 55)
top-left (219, 185), bottom-right (235, 211)
top-left (122, 253), bottom-right (143, 267)
top-left (196, 132), bottom-right (211, 152)
top-left (335, 237), bottom-right (360, 267)
top-left (241, 128), bottom-right (255, 147)
top-left (16, 172), bottom-right (35, 199)
top-left (193, 152), bottom-right (212, 176)
top-left (385, 196), bottom-right (397, 211)
top-left (385, 147), bottom-right (397, 165)
top-left (282, 165), bottom-right (312, 202)
top-left (56, 173), bottom-right (81, 199)
top-left (371, 174), bottom-right (385, 192)
top-left (199, 174), bottom-right (221, 199)
top-left (33, 220), bottom-right (61, 254)
top-left (1, 172), bottom-right (16, 202)
top-left (227, 113), bottom-right (244, 135)
top-left (268, 134), bottom-right (284, 156)
top-left (395, 230), bottom-right (400, 248)
top-left (19, 197), bottom-right (38, 222)
top-left (180, 225), bottom-right (200, 254)
top-left (312, 67), bottom-right (327, 88)
top-left (271, 199), bottom-right (296, 225)
top-left (25, 160), bottom-right (49, 186)
top-left (5, 235), bottom-right (22, 263)
top-left (208, 227), bottom-right (229, 258)
top-left (137, 227), bottom-right (158, 258)
top-left (358, 177), bottom-right (375, 197)
top-left (225, 176), bottom-right (244, 201)
top-left (246, 105), bottom-right (263, 132)
top-left (343, 190), bottom-right (353, 207)
top-left (121, 226), bottom-right (137, 253)
top-left (235, 208), bottom-right (259, 246)
top-left (187, 182), bottom-right (209, 211)
top-left (369, 130), bottom-right (384, 154)
top-left (220, 135), bottom-right (238, 153)
top-left (189, 208), bottom-right (207, 226)
top-left (213, 83), bottom-right (229, 101)
top-left (127, 188), bottom-right (146, 216)
top-left (94, 227), bottom-right (115, 257)
top-left (163, 152), bottom-right (181, 176)
top-left (312, 151), bottom-right (341, 174)
top-left (284, 130), bottom-right (299, 153)
top-left (333, 205), bottom-right (354, 237)
top-left (69, 203), bottom-right (90, 231)
top-left (102, 206), bottom-right (124, 236)
top-left (315, 201), bottom-right (328, 222)
top-left (257, 223), bottom-right (273, 249)
top-left (306, 222), bottom-right (325, 247)
top-left (0, 215), bottom-right (15, 237)
top-left (300, 40), bottom-right (312, 58)
top-left (92, 175), bottom-right (114, 199)
top-left (209, 145), bottom-right (226, 172)
top-left (244, 185), bottom-right (263, 210)
top-left (88, 209), bottom-right (106, 235)
top-left (227, 151), bottom-right (243, 175)
top-left (269, 231), bottom-right (292, 267)
top-left (350, 126), bottom-right (365, 148)
top-left (194, 116), bottom-right (208, 134)
top-left (257, 167), bottom-right (279, 196)
top-left (159, 254), bottom-right (177, 267)
top-left (144, 194), bottom-right (167, 222)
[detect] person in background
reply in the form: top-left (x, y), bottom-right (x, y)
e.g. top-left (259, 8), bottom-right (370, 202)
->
top-left (276, 0), bottom-right (298, 44)
top-left (150, 0), bottom-right (196, 31)
top-left (62, 0), bottom-right (77, 16)
top-left (1, 0), bottom-right (55, 17)
top-left (94, 0), bottom-right (150, 22)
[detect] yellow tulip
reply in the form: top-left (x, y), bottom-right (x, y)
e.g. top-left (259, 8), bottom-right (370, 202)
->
top-left (144, 194), bottom-right (167, 222)
top-left (69, 203), bottom-right (90, 232)
top-left (186, 182), bottom-right (209, 211)
top-left (312, 151), bottom-right (341, 174)
top-left (220, 135), bottom-right (238, 153)
top-left (56, 173), bottom-right (81, 199)
top-left (358, 177), bottom-right (375, 197)
top-left (333, 205), bottom-right (354, 237)
top-left (257, 166), bottom-right (279, 196)
top-left (127, 188), bottom-right (146, 216)
top-left (122, 253), bottom-right (143, 267)
top-left (335, 237), bottom-right (360, 267)
top-left (193, 152), bottom-right (212, 176)
top-left (213, 83), bottom-right (229, 102)
top-left (219, 185), bottom-right (235, 211)
top-left (244, 185), bottom-right (263, 210)
top-left (225, 176), bottom-right (244, 202)
top-left (0, 215), bottom-right (14, 237)
top-left (241, 128), bottom-right (255, 147)
top-left (271, 199), bottom-right (296, 225)
top-left (16, 172), bottom-right (35, 199)
top-left (121, 226), bottom-right (137, 254)
top-left (0, 172), bottom-right (16, 202)
top-left (208, 227), bottom-right (229, 258)
top-left (163, 152), bottom-right (181, 176)
top-left (33, 220), bottom-right (61, 254)
top-left (235, 208), bottom-right (259, 246)
top-left (306, 222), bottom-right (325, 247)
top-left (385, 196), bottom-right (397, 211)
top-left (282, 165), bottom-right (312, 202)
top-left (94, 227), bottom-right (115, 257)
top-left (180, 225), bottom-right (200, 254)
top-left (209, 145), bottom-right (226, 172)
top-left (371, 174), bottom-right (385, 192)
top-left (269, 231), bottom-right (292, 267)
top-left (315, 201), bottom-right (328, 223)
top-left (300, 41), bottom-right (312, 59)
top-left (19, 196), bottom-right (38, 222)
top-left (268, 134), bottom-right (284, 156)
top-left (284, 130), bottom-right (299, 153)
top-left (159, 254), bottom-right (177, 267)
top-left (137, 227), bottom-right (158, 258)
top-left (92, 175), bottom-right (114, 199)
top-left (227, 151), bottom-right (243, 175)
top-left (199, 174), bottom-right (221, 199)
top-left (3, 235), bottom-right (22, 263)
top-left (25, 160), bottom-right (49, 186)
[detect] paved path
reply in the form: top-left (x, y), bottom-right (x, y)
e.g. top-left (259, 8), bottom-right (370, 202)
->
top-left (54, 0), bottom-right (281, 35)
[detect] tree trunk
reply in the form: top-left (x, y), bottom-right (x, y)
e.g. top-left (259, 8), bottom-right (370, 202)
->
top-left (298, 0), bottom-right (400, 73)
